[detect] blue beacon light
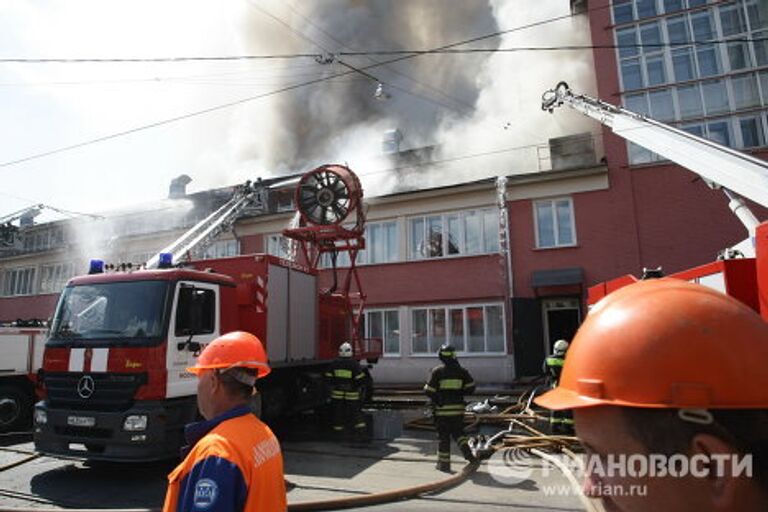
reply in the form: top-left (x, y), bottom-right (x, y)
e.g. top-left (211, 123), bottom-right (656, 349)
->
top-left (158, 253), bottom-right (173, 269)
top-left (88, 259), bottom-right (105, 275)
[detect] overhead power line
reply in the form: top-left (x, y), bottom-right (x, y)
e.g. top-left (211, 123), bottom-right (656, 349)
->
top-left (0, 5), bottom-right (611, 169)
top-left (3, 38), bottom-right (764, 64)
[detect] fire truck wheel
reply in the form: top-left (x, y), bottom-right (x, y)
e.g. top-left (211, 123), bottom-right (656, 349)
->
top-left (0, 385), bottom-right (32, 433)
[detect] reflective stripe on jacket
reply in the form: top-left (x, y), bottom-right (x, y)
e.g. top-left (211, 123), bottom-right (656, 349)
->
top-left (162, 406), bottom-right (286, 512)
top-left (325, 357), bottom-right (365, 400)
top-left (424, 363), bottom-right (475, 417)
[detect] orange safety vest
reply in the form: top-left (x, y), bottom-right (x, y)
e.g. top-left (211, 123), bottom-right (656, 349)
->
top-left (163, 408), bottom-right (286, 512)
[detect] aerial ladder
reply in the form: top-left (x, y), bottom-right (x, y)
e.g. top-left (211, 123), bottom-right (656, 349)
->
top-left (0, 205), bottom-right (43, 247)
top-left (145, 181), bottom-right (269, 269)
top-left (542, 81), bottom-right (768, 318)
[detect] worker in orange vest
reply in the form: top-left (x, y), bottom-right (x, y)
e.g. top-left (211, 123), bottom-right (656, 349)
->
top-left (536, 279), bottom-right (768, 511)
top-left (162, 331), bottom-right (287, 512)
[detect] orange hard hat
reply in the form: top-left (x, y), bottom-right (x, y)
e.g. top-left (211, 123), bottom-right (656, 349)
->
top-left (535, 278), bottom-right (768, 411)
top-left (187, 331), bottom-right (271, 379)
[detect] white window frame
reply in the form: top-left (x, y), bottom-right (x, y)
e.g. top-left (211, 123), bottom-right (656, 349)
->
top-left (318, 219), bottom-right (400, 268)
top-left (407, 208), bottom-right (499, 261)
top-left (199, 239), bottom-right (240, 260)
top-left (409, 303), bottom-right (506, 357)
top-left (39, 262), bottom-right (75, 295)
top-left (265, 233), bottom-right (296, 261)
top-left (1, 267), bottom-right (37, 297)
top-left (362, 308), bottom-right (401, 357)
top-left (533, 197), bottom-right (577, 249)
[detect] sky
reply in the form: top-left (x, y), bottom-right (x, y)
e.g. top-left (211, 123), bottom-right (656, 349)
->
top-left (0, 0), bottom-right (598, 224)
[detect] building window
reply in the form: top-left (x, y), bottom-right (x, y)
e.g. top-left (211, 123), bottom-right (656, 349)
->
top-left (534, 198), bottom-right (576, 249)
top-left (408, 208), bottom-right (499, 260)
top-left (2, 267), bottom-right (36, 297)
top-left (39, 262), bottom-right (75, 294)
top-left (199, 239), bottom-right (239, 260)
top-left (411, 304), bottom-right (505, 355)
top-left (362, 309), bottom-right (400, 356)
top-left (615, 1), bottom-right (768, 163)
top-left (318, 220), bottom-right (399, 268)
top-left (265, 234), bottom-right (297, 261)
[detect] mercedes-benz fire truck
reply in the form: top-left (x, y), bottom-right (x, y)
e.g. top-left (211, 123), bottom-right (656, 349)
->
top-left (33, 164), bottom-right (380, 461)
top-left (542, 82), bottom-right (768, 319)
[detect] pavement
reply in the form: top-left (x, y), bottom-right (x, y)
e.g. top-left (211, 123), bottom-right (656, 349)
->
top-left (0, 413), bottom-right (587, 511)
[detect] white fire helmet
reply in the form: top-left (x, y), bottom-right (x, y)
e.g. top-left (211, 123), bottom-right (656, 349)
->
top-left (339, 342), bottom-right (353, 358)
top-left (553, 339), bottom-right (570, 355)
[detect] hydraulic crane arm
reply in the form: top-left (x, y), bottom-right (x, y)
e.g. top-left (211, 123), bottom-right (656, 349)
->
top-left (146, 181), bottom-right (267, 269)
top-left (542, 82), bottom-right (768, 214)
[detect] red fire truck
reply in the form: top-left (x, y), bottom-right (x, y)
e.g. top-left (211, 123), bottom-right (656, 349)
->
top-left (33, 164), bottom-right (380, 461)
top-left (0, 326), bottom-right (46, 432)
top-left (543, 82), bottom-right (768, 319)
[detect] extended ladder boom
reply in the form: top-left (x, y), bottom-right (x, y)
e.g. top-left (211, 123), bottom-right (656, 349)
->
top-left (146, 181), bottom-right (267, 269)
top-left (542, 82), bottom-right (768, 211)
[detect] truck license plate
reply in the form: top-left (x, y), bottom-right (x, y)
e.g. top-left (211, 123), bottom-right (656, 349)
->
top-left (67, 415), bottom-right (95, 427)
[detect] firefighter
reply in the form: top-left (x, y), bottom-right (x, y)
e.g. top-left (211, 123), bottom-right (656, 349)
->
top-left (542, 339), bottom-right (574, 434)
top-left (424, 344), bottom-right (477, 472)
top-left (162, 331), bottom-right (287, 512)
top-left (325, 342), bottom-right (367, 439)
top-left (536, 279), bottom-right (768, 512)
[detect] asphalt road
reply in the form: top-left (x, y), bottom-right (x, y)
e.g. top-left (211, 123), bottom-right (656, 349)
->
top-left (0, 413), bottom-right (586, 511)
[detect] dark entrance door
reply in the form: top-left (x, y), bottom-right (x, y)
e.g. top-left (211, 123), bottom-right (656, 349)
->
top-left (542, 298), bottom-right (581, 354)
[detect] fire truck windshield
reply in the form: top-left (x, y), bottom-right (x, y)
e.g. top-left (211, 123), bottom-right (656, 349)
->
top-left (50, 281), bottom-right (171, 343)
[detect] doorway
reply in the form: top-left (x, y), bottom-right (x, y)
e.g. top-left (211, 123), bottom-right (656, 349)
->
top-left (542, 298), bottom-right (581, 354)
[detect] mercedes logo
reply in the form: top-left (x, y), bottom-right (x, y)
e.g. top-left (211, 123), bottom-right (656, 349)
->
top-left (77, 375), bottom-right (95, 399)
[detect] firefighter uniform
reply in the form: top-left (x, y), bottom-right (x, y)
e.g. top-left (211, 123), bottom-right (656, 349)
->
top-left (163, 405), bottom-right (286, 512)
top-left (424, 345), bottom-right (476, 471)
top-left (325, 345), bottom-right (367, 438)
top-left (543, 340), bottom-right (574, 434)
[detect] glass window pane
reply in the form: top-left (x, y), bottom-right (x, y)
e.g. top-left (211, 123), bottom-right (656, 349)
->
top-left (412, 310), bottom-right (427, 353)
top-left (664, 0), bottom-right (684, 13)
top-left (732, 74), bottom-right (761, 110)
top-left (483, 210), bottom-right (499, 253)
top-left (426, 216), bottom-right (443, 258)
top-left (464, 211), bottom-right (481, 255)
top-left (691, 11), bottom-right (714, 41)
top-left (385, 222), bottom-right (398, 263)
top-left (384, 310), bottom-right (400, 354)
top-left (621, 58), bottom-right (644, 89)
top-left (636, 0), bottom-right (657, 19)
top-left (707, 121), bottom-right (732, 147)
top-left (719, 5), bottom-right (746, 36)
top-left (369, 310), bottom-right (383, 339)
top-left (467, 307), bottom-right (485, 352)
top-left (681, 123), bottom-right (705, 137)
top-left (624, 92), bottom-right (650, 115)
top-left (672, 48), bottom-right (696, 81)
top-left (727, 42), bottom-right (752, 71)
top-left (646, 56), bottom-right (667, 85)
top-left (429, 308), bottom-right (446, 353)
top-left (666, 15), bottom-right (690, 44)
top-left (629, 141), bottom-right (654, 164)
top-left (535, 202), bottom-right (555, 248)
top-left (739, 117), bottom-right (765, 148)
top-left (447, 214), bottom-right (460, 255)
top-left (761, 72), bottom-right (768, 104)
top-left (410, 218), bottom-right (424, 259)
top-left (485, 305), bottom-right (505, 353)
top-left (613, 1), bottom-right (634, 24)
top-left (747, 2), bottom-right (768, 31)
top-left (640, 22), bottom-right (662, 50)
top-left (688, 0), bottom-right (706, 7)
top-left (449, 308), bottom-right (465, 352)
top-left (555, 200), bottom-right (574, 245)
top-left (677, 84), bottom-right (703, 118)
top-left (696, 45), bottom-right (721, 77)
top-left (617, 27), bottom-right (639, 58)
top-left (649, 89), bottom-right (675, 121)
top-left (702, 79), bottom-right (729, 114)
top-left (755, 31), bottom-right (768, 66)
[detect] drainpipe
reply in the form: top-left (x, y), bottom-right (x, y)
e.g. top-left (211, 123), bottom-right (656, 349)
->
top-left (496, 176), bottom-right (514, 380)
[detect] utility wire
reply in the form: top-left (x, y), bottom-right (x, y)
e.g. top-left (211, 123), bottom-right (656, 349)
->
top-left (0, 6), bottom-right (611, 169)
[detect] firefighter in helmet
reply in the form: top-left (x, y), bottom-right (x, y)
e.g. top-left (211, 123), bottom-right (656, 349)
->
top-left (543, 339), bottom-right (574, 434)
top-left (424, 344), bottom-right (477, 472)
top-left (162, 331), bottom-right (286, 512)
top-left (325, 341), bottom-right (367, 439)
top-left (536, 280), bottom-right (768, 511)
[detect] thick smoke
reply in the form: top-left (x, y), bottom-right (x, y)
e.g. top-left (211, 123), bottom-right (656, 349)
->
top-left (227, 0), bottom-right (598, 195)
